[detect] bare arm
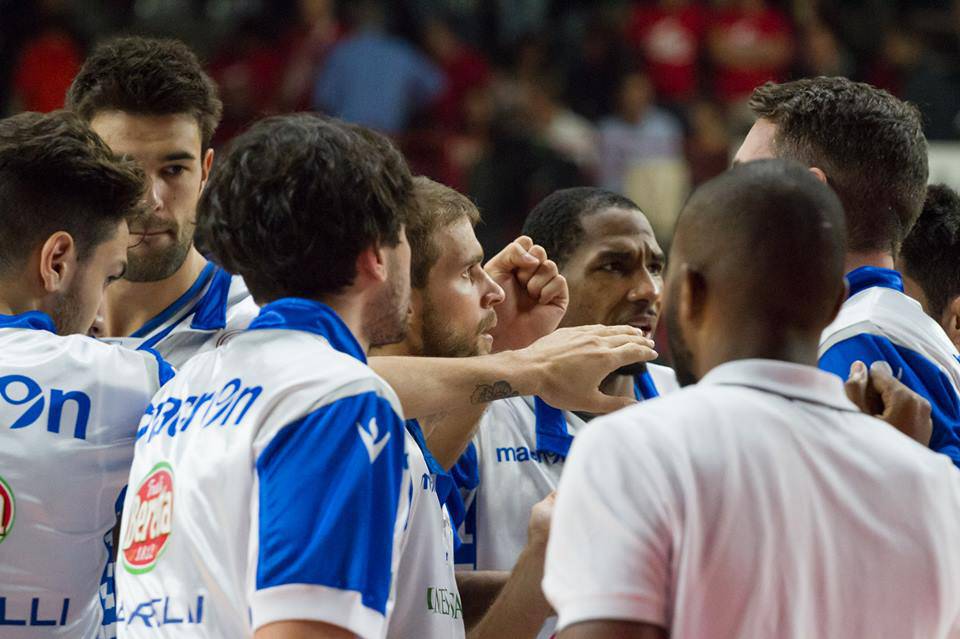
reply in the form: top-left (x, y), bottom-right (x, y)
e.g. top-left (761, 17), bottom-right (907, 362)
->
top-left (370, 326), bottom-right (656, 420)
top-left (456, 571), bottom-right (509, 631)
top-left (466, 495), bottom-right (555, 639)
top-left (421, 403), bottom-right (488, 469)
top-left (559, 620), bottom-right (668, 639)
top-left (255, 620), bottom-right (356, 639)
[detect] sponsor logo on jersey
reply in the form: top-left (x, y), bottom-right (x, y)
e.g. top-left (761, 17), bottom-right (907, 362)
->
top-left (122, 462), bottom-right (174, 574)
top-left (426, 586), bottom-right (462, 619)
top-left (495, 445), bottom-right (566, 465)
top-left (0, 474), bottom-right (14, 542)
top-left (358, 416), bottom-right (391, 463)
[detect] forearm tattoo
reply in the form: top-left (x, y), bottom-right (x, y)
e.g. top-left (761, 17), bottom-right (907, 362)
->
top-left (470, 380), bottom-right (520, 404)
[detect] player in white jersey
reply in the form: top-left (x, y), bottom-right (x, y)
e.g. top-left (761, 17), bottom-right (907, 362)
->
top-left (117, 115), bottom-right (419, 639)
top-left (372, 178), bottom-right (631, 638)
top-left (544, 160), bottom-right (960, 639)
top-left (734, 77), bottom-right (960, 467)
top-left (450, 188), bottom-right (675, 638)
top-left (0, 111), bottom-right (172, 638)
top-left (67, 37), bottom-right (259, 368)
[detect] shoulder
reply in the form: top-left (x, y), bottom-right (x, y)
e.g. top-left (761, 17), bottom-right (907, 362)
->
top-left (227, 330), bottom-right (403, 417)
top-left (224, 276), bottom-right (261, 330)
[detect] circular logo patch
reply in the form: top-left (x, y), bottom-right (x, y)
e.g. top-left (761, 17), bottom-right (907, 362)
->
top-left (0, 475), bottom-right (14, 543)
top-left (122, 462), bottom-right (174, 574)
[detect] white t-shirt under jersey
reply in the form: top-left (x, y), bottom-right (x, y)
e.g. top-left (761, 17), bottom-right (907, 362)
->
top-left (544, 359), bottom-right (960, 638)
top-left (0, 311), bottom-right (169, 639)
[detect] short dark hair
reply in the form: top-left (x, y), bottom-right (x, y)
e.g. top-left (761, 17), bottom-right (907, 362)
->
top-left (409, 177), bottom-right (481, 289)
top-left (749, 77), bottom-right (928, 254)
top-left (197, 113), bottom-right (412, 304)
top-left (678, 159), bottom-right (847, 330)
top-left (0, 111), bottom-right (146, 271)
top-left (66, 36), bottom-right (223, 150)
top-left (900, 184), bottom-right (960, 318)
top-left (522, 187), bottom-right (641, 268)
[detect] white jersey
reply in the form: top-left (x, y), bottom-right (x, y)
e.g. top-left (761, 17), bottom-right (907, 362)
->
top-left (116, 299), bottom-right (412, 639)
top-left (454, 364), bottom-right (677, 639)
top-left (388, 420), bottom-right (463, 639)
top-left (819, 266), bottom-right (960, 467)
top-left (0, 311), bottom-right (170, 638)
top-left (544, 359), bottom-right (960, 638)
top-left (105, 262), bottom-right (259, 368)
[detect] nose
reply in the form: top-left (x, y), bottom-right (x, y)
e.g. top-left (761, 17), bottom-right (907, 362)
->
top-left (143, 174), bottom-right (163, 212)
top-left (481, 270), bottom-right (506, 308)
top-left (627, 267), bottom-right (662, 304)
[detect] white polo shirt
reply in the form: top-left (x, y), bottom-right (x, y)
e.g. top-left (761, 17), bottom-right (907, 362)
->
top-left (104, 261), bottom-right (259, 368)
top-left (544, 359), bottom-right (960, 638)
top-left (115, 299), bottom-right (411, 639)
top-left (0, 311), bottom-right (170, 639)
top-left (454, 364), bottom-right (677, 639)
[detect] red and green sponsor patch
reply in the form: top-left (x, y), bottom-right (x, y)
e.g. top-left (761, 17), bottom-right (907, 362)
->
top-left (122, 462), bottom-right (174, 574)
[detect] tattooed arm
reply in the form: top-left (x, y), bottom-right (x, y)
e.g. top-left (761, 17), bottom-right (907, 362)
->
top-left (369, 325), bottom-right (657, 421)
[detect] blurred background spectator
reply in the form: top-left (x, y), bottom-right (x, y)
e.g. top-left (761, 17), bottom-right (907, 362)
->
top-left (3, 0), bottom-right (960, 253)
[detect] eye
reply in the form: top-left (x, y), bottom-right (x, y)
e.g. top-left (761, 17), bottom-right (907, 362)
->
top-left (161, 165), bottom-right (186, 178)
top-left (649, 261), bottom-right (665, 276)
top-left (599, 262), bottom-right (626, 273)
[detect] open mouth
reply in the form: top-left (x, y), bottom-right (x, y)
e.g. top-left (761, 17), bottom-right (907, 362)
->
top-left (626, 318), bottom-right (654, 338)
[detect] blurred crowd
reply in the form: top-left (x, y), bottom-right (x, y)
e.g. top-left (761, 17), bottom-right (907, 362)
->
top-left (4, 0), bottom-right (960, 251)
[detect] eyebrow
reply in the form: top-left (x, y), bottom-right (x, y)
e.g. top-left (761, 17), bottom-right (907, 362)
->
top-left (161, 151), bottom-right (196, 162)
top-left (462, 254), bottom-right (484, 269)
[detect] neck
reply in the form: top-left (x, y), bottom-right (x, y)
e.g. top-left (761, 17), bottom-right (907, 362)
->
top-left (696, 323), bottom-right (820, 379)
top-left (0, 273), bottom-right (45, 317)
top-left (320, 294), bottom-right (371, 354)
top-left (844, 250), bottom-right (895, 274)
top-left (599, 373), bottom-right (636, 398)
top-left (103, 248), bottom-right (208, 337)
top-left (372, 340), bottom-right (415, 357)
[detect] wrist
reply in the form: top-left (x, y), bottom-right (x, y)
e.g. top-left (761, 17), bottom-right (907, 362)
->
top-left (501, 348), bottom-right (544, 398)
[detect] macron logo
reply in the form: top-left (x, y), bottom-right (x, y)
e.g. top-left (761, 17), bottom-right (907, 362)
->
top-left (358, 417), bottom-right (391, 463)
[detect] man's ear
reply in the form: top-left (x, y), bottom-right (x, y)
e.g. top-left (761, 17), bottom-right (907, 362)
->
top-left (38, 232), bottom-right (77, 293)
top-left (808, 167), bottom-right (828, 184)
top-left (199, 147), bottom-right (215, 193)
top-left (679, 264), bottom-right (707, 327)
top-left (355, 243), bottom-right (389, 286)
top-left (942, 295), bottom-right (960, 352)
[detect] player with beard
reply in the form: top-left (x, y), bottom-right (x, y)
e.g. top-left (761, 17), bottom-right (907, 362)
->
top-left (66, 37), bottom-right (259, 367)
top-left (372, 177), bottom-right (579, 639)
top-left (543, 160), bottom-right (960, 639)
top-left (116, 115), bottom-right (416, 639)
top-left (0, 111), bottom-right (173, 639)
top-left (449, 187), bottom-right (675, 639)
top-left (733, 77), bottom-right (960, 468)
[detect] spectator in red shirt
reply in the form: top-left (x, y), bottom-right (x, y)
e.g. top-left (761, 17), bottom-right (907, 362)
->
top-left (627, 0), bottom-right (708, 104)
top-left (11, 16), bottom-right (82, 113)
top-left (707, 0), bottom-right (793, 105)
top-left (423, 15), bottom-right (491, 133)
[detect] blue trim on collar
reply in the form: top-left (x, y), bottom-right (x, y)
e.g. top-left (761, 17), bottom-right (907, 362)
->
top-left (130, 262), bottom-right (216, 338)
top-left (190, 266), bottom-right (235, 331)
top-left (536, 372), bottom-right (661, 456)
top-left (846, 266), bottom-right (904, 298)
top-left (0, 310), bottom-right (56, 333)
top-left (406, 418), bottom-right (463, 550)
top-left (248, 298), bottom-right (366, 362)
